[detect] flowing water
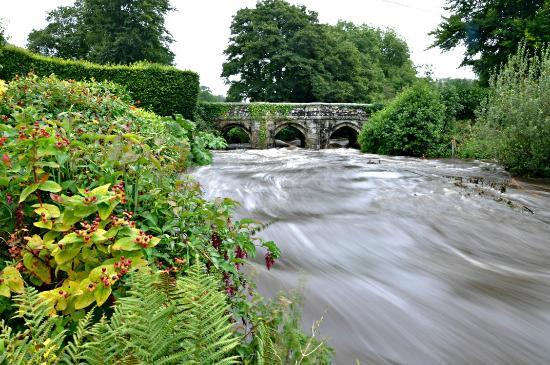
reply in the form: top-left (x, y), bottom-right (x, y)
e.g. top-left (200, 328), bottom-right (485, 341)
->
top-left (193, 149), bottom-right (550, 365)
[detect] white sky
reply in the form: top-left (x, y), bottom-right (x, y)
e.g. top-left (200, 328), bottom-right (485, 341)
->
top-left (1, 0), bottom-right (475, 96)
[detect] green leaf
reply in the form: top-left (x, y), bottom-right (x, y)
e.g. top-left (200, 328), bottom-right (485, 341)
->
top-left (35, 161), bottom-right (60, 168)
top-left (54, 245), bottom-right (81, 265)
top-left (33, 203), bottom-right (61, 218)
top-left (19, 184), bottom-right (39, 203)
top-left (98, 202), bottom-right (116, 220)
top-left (2, 266), bottom-right (24, 294)
top-left (0, 284), bottom-right (10, 298)
top-left (73, 205), bottom-right (98, 218)
top-left (39, 180), bottom-right (62, 193)
top-left (112, 236), bottom-right (140, 251)
top-left (94, 284), bottom-right (112, 306)
top-left (58, 233), bottom-right (82, 245)
top-left (75, 290), bottom-right (96, 310)
top-left (23, 252), bottom-right (52, 284)
top-left (90, 183), bottom-right (111, 195)
top-left (34, 220), bottom-right (53, 229)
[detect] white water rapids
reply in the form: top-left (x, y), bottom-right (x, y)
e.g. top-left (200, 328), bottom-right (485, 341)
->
top-left (193, 149), bottom-right (550, 365)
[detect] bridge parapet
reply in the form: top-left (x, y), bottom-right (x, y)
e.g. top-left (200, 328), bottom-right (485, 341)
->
top-left (198, 102), bottom-right (380, 149)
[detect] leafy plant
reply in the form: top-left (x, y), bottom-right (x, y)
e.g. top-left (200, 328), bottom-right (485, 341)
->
top-left (240, 289), bottom-right (333, 365)
top-left (359, 81), bottom-right (447, 157)
top-left (0, 262), bottom-right (240, 365)
top-left (461, 43), bottom-right (550, 176)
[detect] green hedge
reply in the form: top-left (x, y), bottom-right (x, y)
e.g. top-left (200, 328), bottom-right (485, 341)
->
top-left (0, 45), bottom-right (199, 119)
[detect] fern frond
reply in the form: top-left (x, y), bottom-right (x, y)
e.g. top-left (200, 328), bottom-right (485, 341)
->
top-left (60, 309), bottom-right (95, 365)
top-left (174, 260), bottom-right (241, 365)
top-left (1, 287), bottom-right (66, 365)
top-left (256, 321), bottom-right (282, 365)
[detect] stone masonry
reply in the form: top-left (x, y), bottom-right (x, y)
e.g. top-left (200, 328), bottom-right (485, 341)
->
top-left (214, 103), bottom-right (372, 149)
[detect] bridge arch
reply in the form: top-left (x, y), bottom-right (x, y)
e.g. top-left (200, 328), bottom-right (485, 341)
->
top-left (221, 123), bottom-right (252, 145)
top-left (273, 122), bottom-right (307, 147)
top-left (328, 122), bottom-right (361, 149)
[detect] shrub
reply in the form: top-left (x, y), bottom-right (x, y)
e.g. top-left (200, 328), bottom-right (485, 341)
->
top-left (436, 78), bottom-right (487, 122)
top-left (461, 44), bottom-right (550, 176)
top-left (0, 74), bottom-right (270, 314)
top-left (0, 74), bottom-right (332, 363)
top-left (0, 45), bottom-right (199, 119)
top-left (0, 265), bottom-right (240, 365)
top-left (359, 82), bottom-right (447, 157)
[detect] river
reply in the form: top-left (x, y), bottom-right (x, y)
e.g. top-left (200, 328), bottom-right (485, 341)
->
top-left (193, 149), bottom-right (550, 365)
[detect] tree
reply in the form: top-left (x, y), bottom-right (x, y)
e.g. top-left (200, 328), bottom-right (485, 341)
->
top-left (27, 3), bottom-right (89, 59)
top-left (0, 18), bottom-right (7, 46)
top-left (431, 0), bottom-right (550, 84)
top-left (27, 0), bottom-right (174, 65)
top-left (199, 85), bottom-right (225, 102)
top-left (222, 0), bottom-right (416, 102)
top-left (222, 0), bottom-right (320, 102)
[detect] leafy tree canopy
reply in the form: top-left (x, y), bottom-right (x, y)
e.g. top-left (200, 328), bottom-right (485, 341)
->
top-left (431, 0), bottom-right (550, 84)
top-left (199, 85), bottom-right (226, 102)
top-left (0, 24), bottom-right (5, 46)
top-left (222, 0), bottom-right (416, 102)
top-left (27, 0), bottom-right (174, 65)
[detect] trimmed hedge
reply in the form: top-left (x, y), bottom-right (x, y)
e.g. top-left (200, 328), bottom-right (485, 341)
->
top-left (0, 45), bottom-right (199, 119)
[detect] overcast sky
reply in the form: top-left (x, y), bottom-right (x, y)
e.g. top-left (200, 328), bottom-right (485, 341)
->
top-left (1, 0), bottom-right (475, 95)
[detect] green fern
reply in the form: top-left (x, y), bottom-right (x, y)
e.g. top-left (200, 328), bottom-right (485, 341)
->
top-left (172, 260), bottom-right (241, 365)
top-left (256, 321), bottom-right (282, 365)
top-left (1, 263), bottom-right (242, 365)
top-left (0, 287), bottom-right (66, 365)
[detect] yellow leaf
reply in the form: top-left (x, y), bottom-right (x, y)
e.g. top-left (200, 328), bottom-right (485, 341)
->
top-left (0, 284), bottom-right (10, 298)
top-left (90, 184), bottom-right (111, 195)
top-left (32, 203), bottom-right (61, 218)
top-left (149, 237), bottom-right (161, 247)
top-left (26, 235), bottom-right (44, 250)
top-left (23, 252), bottom-right (52, 284)
top-left (34, 220), bottom-right (53, 229)
top-left (2, 267), bottom-right (24, 294)
top-left (94, 284), bottom-right (112, 306)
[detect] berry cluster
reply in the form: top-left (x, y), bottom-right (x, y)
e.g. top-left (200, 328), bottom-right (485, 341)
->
top-left (264, 253), bottom-right (275, 271)
top-left (111, 182), bottom-right (127, 204)
top-left (110, 210), bottom-right (136, 228)
top-left (234, 246), bottom-right (247, 270)
top-left (39, 212), bottom-right (49, 225)
top-left (7, 233), bottom-right (22, 259)
top-left (18, 122), bottom-right (52, 141)
top-left (113, 255), bottom-right (132, 276)
top-left (0, 136), bottom-right (7, 146)
top-left (55, 133), bottom-right (70, 148)
top-left (211, 232), bottom-right (221, 250)
top-left (223, 272), bottom-right (235, 296)
top-left (75, 217), bottom-right (100, 243)
top-left (58, 290), bottom-right (69, 298)
top-left (83, 195), bottom-right (98, 205)
top-left (134, 230), bottom-right (153, 248)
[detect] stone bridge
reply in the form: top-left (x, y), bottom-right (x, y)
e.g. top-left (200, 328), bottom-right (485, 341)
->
top-left (210, 102), bottom-right (375, 149)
